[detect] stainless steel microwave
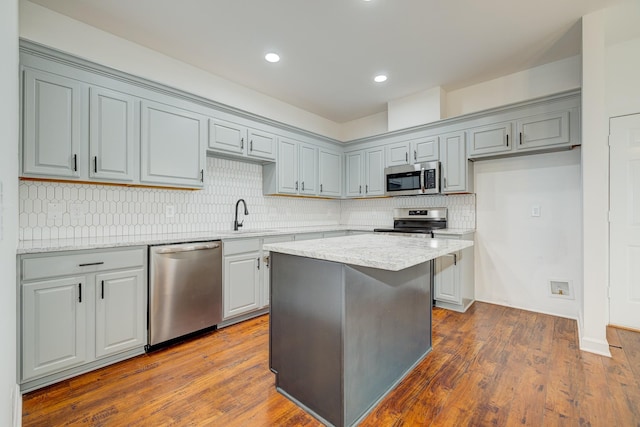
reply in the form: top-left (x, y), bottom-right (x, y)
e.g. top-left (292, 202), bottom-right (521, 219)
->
top-left (384, 161), bottom-right (440, 196)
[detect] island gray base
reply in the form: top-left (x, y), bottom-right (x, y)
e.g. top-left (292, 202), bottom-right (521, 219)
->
top-left (269, 253), bottom-right (432, 427)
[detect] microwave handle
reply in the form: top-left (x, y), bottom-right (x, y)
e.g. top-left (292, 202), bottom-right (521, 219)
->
top-left (420, 168), bottom-right (425, 193)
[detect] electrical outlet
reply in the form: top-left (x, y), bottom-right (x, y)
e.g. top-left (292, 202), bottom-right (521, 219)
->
top-left (47, 202), bottom-right (64, 221)
top-left (531, 205), bottom-right (541, 217)
top-left (165, 205), bottom-right (176, 218)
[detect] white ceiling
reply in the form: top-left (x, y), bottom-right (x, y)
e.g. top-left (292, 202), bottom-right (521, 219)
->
top-left (28, 0), bottom-right (624, 123)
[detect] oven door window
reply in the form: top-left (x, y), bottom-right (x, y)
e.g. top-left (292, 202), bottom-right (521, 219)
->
top-left (386, 171), bottom-right (421, 193)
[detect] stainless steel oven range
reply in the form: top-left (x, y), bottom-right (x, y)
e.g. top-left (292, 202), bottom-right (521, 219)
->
top-left (373, 207), bottom-right (447, 237)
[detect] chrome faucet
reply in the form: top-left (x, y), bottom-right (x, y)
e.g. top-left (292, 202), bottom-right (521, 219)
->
top-left (234, 199), bottom-right (249, 231)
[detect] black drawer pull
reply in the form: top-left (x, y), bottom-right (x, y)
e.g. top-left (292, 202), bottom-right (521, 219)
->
top-left (78, 283), bottom-right (82, 303)
top-left (78, 262), bottom-right (104, 267)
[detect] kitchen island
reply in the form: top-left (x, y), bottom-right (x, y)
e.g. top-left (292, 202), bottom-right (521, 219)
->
top-left (263, 234), bottom-right (473, 427)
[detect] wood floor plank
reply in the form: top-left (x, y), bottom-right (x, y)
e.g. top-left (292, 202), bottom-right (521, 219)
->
top-left (22, 303), bottom-right (640, 426)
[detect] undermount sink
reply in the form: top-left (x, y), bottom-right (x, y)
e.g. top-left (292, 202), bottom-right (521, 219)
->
top-left (228, 229), bottom-right (278, 234)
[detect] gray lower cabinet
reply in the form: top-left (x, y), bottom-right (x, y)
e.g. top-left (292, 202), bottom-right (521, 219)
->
top-left (223, 239), bottom-right (262, 319)
top-left (19, 247), bottom-right (147, 392)
top-left (141, 100), bottom-right (206, 188)
top-left (262, 235), bottom-right (294, 307)
top-left (22, 68), bottom-right (83, 179)
top-left (440, 131), bottom-right (473, 194)
top-left (433, 232), bottom-right (475, 312)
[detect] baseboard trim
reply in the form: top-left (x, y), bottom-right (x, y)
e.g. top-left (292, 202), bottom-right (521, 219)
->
top-left (13, 383), bottom-right (21, 427)
top-left (579, 336), bottom-right (612, 357)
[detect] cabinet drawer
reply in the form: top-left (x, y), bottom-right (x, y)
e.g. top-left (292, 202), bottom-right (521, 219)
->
top-left (223, 238), bottom-right (261, 255)
top-left (21, 248), bottom-right (145, 281)
top-left (263, 235), bottom-right (294, 245)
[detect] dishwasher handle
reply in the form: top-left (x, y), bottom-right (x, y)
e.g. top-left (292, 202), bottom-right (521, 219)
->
top-left (154, 242), bottom-right (221, 254)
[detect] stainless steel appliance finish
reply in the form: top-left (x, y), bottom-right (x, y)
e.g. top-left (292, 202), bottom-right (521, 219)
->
top-left (373, 207), bottom-right (448, 236)
top-left (384, 161), bottom-right (440, 196)
top-left (149, 241), bottom-right (222, 347)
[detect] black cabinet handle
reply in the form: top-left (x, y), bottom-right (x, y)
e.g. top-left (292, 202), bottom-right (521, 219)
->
top-left (78, 283), bottom-right (82, 303)
top-left (506, 134), bottom-right (509, 147)
top-left (101, 280), bottom-right (104, 299)
top-left (320, 184), bottom-right (323, 193)
top-left (240, 137), bottom-right (244, 149)
top-left (257, 258), bottom-right (260, 270)
top-left (359, 185), bottom-right (362, 194)
top-left (295, 181), bottom-right (298, 191)
top-left (78, 261), bottom-right (104, 267)
top-left (414, 150), bottom-right (417, 161)
top-left (366, 185), bottom-right (368, 194)
top-left (250, 140), bottom-right (253, 151)
top-left (405, 152), bottom-right (408, 163)
top-left (73, 154), bottom-right (78, 172)
top-left (94, 156), bottom-right (98, 173)
top-left (519, 132), bottom-right (523, 145)
top-left (302, 182), bottom-right (305, 191)
top-left (201, 169), bottom-right (204, 182)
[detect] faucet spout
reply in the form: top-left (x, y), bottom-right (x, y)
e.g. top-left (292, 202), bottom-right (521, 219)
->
top-left (234, 199), bottom-right (249, 231)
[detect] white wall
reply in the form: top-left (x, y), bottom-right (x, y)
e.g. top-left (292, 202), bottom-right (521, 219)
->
top-left (446, 56), bottom-right (582, 118)
top-left (18, 1), bottom-right (343, 141)
top-left (0, 0), bottom-right (19, 424)
top-left (387, 87), bottom-right (445, 132)
top-left (474, 150), bottom-right (582, 319)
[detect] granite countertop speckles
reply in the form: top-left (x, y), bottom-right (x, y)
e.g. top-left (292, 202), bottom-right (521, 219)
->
top-left (263, 234), bottom-right (474, 271)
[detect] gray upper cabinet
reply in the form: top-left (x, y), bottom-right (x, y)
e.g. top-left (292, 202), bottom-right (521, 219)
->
top-left (208, 118), bottom-right (276, 162)
top-left (345, 147), bottom-right (384, 197)
top-left (247, 129), bottom-right (276, 161)
top-left (22, 68), bottom-right (83, 179)
top-left (264, 137), bottom-right (317, 196)
top-left (208, 118), bottom-right (247, 156)
top-left (386, 136), bottom-right (439, 167)
top-left (516, 110), bottom-right (570, 151)
top-left (467, 121), bottom-right (512, 158)
top-left (140, 100), bottom-right (206, 188)
top-left (440, 131), bottom-right (473, 194)
top-left (89, 87), bottom-right (137, 182)
top-left (318, 148), bottom-right (343, 197)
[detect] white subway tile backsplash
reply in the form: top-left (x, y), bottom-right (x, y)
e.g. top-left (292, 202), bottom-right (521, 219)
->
top-left (19, 157), bottom-right (475, 240)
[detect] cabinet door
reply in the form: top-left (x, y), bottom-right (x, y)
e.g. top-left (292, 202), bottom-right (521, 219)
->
top-left (299, 143), bottom-right (318, 195)
top-left (22, 68), bottom-right (83, 178)
top-left (95, 269), bottom-right (145, 358)
top-left (413, 136), bottom-right (439, 162)
top-left (209, 118), bottom-right (247, 155)
top-left (278, 138), bottom-right (299, 194)
top-left (345, 151), bottom-right (363, 197)
top-left (22, 276), bottom-right (87, 381)
top-left (440, 131), bottom-right (468, 193)
top-left (318, 149), bottom-right (342, 197)
top-left (434, 253), bottom-right (461, 304)
top-left (224, 253), bottom-right (261, 319)
top-left (89, 87), bottom-right (137, 182)
top-left (386, 142), bottom-right (410, 167)
top-left (365, 147), bottom-right (385, 196)
top-left (468, 121), bottom-right (513, 157)
top-left (247, 129), bottom-right (276, 161)
top-left (516, 111), bottom-right (570, 151)
top-left (140, 100), bottom-right (206, 188)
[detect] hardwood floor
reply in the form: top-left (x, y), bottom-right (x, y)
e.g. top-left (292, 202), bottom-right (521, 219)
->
top-left (22, 302), bottom-right (640, 426)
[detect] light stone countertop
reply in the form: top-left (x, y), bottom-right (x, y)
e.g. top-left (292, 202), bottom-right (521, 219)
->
top-left (16, 225), bottom-right (376, 254)
top-left (432, 228), bottom-right (475, 236)
top-left (263, 234), bottom-right (474, 271)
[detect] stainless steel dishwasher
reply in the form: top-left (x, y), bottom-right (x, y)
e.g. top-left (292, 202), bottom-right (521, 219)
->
top-left (148, 241), bottom-right (222, 348)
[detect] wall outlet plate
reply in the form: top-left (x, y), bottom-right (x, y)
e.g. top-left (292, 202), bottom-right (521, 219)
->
top-left (47, 202), bottom-right (64, 221)
top-left (165, 205), bottom-right (176, 218)
top-left (531, 205), bottom-right (541, 217)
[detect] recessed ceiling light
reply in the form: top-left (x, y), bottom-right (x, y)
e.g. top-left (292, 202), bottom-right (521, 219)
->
top-left (265, 53), bottom-right (280, 63)
top-left (374, 74), bottom-right (387, 83)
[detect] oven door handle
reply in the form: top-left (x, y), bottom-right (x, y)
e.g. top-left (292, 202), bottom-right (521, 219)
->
top-left (420, 168), bottom-right (425, 193)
